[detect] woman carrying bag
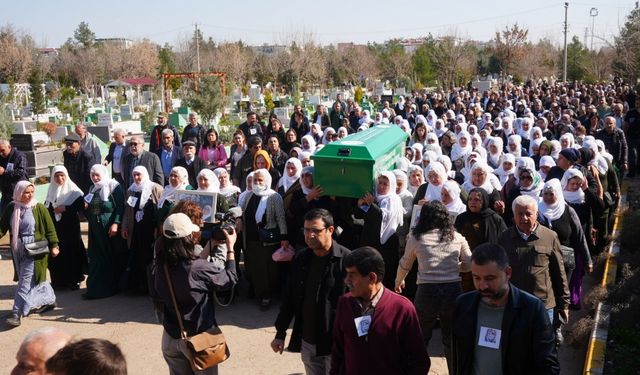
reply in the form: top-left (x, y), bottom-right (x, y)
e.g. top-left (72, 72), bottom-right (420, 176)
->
top-left (0, 180), bottom-right (59, 327)
top-left (155, 213), bottom-right (238, 374)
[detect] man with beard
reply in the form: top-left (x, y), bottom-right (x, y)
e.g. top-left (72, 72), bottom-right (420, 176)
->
top-left (451, 243), bottom-right (559, 375)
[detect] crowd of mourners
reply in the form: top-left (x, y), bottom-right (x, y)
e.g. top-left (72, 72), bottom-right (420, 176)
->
top-left (0, 78), bottom-right (637, 375)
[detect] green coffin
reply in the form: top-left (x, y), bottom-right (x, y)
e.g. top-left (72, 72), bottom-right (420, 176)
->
top-left (312, 125), bottom-right (408, 198)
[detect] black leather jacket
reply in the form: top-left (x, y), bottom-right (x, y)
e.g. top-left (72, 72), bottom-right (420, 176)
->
top-left (452, 283), bottom-right (560, 375)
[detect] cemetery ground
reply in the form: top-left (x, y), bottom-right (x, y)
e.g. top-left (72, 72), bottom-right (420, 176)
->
top-left (0, 222), bottom-right (592, 374)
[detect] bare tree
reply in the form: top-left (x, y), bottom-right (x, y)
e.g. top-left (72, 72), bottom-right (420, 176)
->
top-left (429, 36), bottom-right (476, 88)
top-left (514, 39), bottom-right (559, 80)
top-left (0, 25), bottom-right (35, 82)
top-left (494, 23), bottom-right (529, 76)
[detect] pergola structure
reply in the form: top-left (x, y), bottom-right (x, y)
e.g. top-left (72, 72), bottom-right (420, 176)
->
top-left (161, 72), bottom-right (225, 112)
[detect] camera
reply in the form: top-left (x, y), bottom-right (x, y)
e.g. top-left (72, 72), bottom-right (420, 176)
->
top-left (208, 207), bottom-right (242, 242)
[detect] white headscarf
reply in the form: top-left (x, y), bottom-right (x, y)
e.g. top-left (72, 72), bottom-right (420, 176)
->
top-left (158, 166), bottom-right (189, 208)
top-left (301, 134), bottom-right (317, 153)
top-left (487, 137), bottom-right (504, 167)
top-left (539, 179), bottom-right (566, 222)
top-left (561, 168), bottom-right (586, 204)
top-left (407, 165), bottom-right (423, 195)
top-left (425, 162), bottom-right (447, 201)
top-left (252, 168), bottom-right (277, 223)
top-left (550, 140), bottom-right (561, 159)
top-left (560, 133), bottom-right (575, 149)
top-left (238, 171), bottom-right (255, 208)
top-left (321, 127), bottom-right (336, 145)
top-left (90, 164), bottom-right (120, 201)
top-left (213, 167), bottom-right (241, 198)
top-left (277, 157), bottom-right (302, 192)
top-left (508, 134), bottom-right (522, 157)
top-left (376, 171), bottom-right (404, 244)
top-left (45, 165), bottom-right (83, 221)
top-left (450, 131), bottom-right (472, 162)
top-left (583, 139), bottom-right (609, 175)
top-left (462, 162), bottom-right (495, 194)
top-left (442, 180), bottom-right (466, 215)
top-left (538, 155), bottom-right (556, 180)
top-left (434, 119), bottom-right (446, 138)
top-left (300, 166), bottom-right (315, 195)
top-left (128, 165), bottom-right (155, 209)
top-left (517, 157), bottom-right (544, 198)
top-left (197, 169), bottom-right (220, 193)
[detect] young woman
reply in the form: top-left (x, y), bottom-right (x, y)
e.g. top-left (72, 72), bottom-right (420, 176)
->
top-left (198, 129), bottom-right (228, 169)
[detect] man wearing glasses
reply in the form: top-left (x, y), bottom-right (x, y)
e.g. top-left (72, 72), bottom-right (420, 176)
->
top-left (271, 209), bottom-right (351, 375)
top-left (63, 133), bottom-right (93, 194)
top-left (121, 135), bottom-right (164, 186)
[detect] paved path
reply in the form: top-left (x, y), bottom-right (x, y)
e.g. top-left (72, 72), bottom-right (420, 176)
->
top-left (0, 226), bottom-right (448, 374)
top-left (0, 220), bottom-right (591, 374)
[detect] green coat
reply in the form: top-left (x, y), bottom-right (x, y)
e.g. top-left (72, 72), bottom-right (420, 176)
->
top-left (0, 202), bottom-right (60, 284)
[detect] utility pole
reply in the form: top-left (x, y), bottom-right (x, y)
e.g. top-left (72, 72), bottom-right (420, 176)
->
top-left (563, 2), bottom-right (569, 83)
top-left (584, 27), bottom-right (589, 47)
top-left (195, 23), bottom-right (201, 73)
top-left (590, 7), bottom-right (599, 51)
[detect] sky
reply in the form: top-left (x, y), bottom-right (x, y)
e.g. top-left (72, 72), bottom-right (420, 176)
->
top-left (1, 0), bottom-right (635, 49)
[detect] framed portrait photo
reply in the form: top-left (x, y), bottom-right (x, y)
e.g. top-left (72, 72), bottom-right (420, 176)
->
top-left (175, 190), bottom-right (218, 223)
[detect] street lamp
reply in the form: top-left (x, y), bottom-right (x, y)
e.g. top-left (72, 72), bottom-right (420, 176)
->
top-left (590, 7), bottom-right (599, 50)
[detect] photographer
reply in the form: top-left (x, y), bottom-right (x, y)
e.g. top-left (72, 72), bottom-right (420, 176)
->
top-left (154, 212), bottom-right (237, 375)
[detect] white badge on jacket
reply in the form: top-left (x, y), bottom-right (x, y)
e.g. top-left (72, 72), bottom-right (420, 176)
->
top-left (127, 196), bottom-right (138, 207)
top-left (478, 326), bottom-right (501, 349)
top-left (354, 315), bottom-right (372, 337)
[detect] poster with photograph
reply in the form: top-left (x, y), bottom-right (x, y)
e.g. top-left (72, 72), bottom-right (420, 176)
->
top-left (175, 190), bottom-right (218, 223)
top-left (410, 204), bottom-right (422, 229)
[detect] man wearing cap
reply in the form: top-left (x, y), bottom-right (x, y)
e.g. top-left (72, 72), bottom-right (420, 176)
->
top-left (175, 140), bottom-right (205, 188)
top-left (63, 133), bottom-right (93, 194)
top-left (121, 135), bottom-right (164, 186)
top-left (0, 140), bottom-right (28, 214)
top-left (149, 112), bottom-right (181, 154)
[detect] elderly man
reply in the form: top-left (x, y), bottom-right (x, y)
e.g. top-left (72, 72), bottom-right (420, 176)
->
top-left (0, 140), bottom-right (28, 214)
top-left (103, 128), bottom-right (129, 185)
top-left (330, 247), bottom-right (429, 375)
top-left (597, 115), bottom-right (628, 180)
top-left (149, 112), bottom-right (181, 154)
top-left (11, 327), bottom-right (71, 375)
top-left (121, 135), bottom-right (164, 186)
top-left (182, 112), bottom-right (206, 152)
top-left (155, 129), bottom-right (183, 186)
top-left (452, 243), bottom-right (559, 375)
top-left (75, 123), bottom-right (101, 166)
top-left (174, 140), bottom-right (205, 188)
top-left (497, 195), bottom-right (570, 344)
top-left (63, 134), bottom-right (93, 194)
top-left (272, 209), bottom-right (351, 375)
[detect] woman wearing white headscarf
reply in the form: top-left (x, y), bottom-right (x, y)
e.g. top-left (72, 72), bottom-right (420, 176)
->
top-left (121, 165), bottom-right (164, 293)
top-left (561, 169), bottom-right (598, 309)
top-left (321, 127), bottom-right (336, 145)
top-left (503, 157), bottom-right (544, 225)
top-left (306, 123), bottom-right (323, 144)
top-left (560, 133), bottom-right (576, 150)
top-left (507, 134), bottom-right (525, 157)
top-left (84, 164), bottom-right (126, 299)
top-left (434, 119), bottom-right (447, 139)
top-left (538, 179), bottom-right (592, 310)
top-left (356, 171), bottom-right (404, 289)
top-left (450, 131), bottom-right (472, 165)
top-left (238, 171), bottom-right (255, 209)
top-left (157, 166), bottom-right (191, 224)
top-left (239, 168), bottom-right (288, 309)
top-left (487, 137), bottom-right (504, 169)
top-left (301, 134), bottom-right (317, 154)
top-left (425, 132), bottom-right (443, 156)
top-left (44, 165), bottom-right (86, 290)
top-left (0, 181), bottom-right (59, 326)
top-left (493, 154), bottom-right (516, 185)
top-left (538, 155), bottom-right (556, 181)
top-left (407, 164), bottom-right (425, 196)
top-left (413, 162), bottom-right (448, 205)
top-left (441, 180), bottom-right (466, 220)
top-left (214, 167), bottom-right (241, 207)
top-left (196, 169), bottom-right (230, 223)
top-left (277, 158), bottom-right (303, 247)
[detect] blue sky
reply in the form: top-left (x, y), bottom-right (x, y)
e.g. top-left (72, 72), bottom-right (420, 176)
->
top-left (1, 0), bottom-right (633, 48)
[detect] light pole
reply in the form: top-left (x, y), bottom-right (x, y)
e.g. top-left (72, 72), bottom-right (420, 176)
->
top-left (563, 2), bottom-right (569, 83)
top-left (590, 7), bottom-right (599, 51)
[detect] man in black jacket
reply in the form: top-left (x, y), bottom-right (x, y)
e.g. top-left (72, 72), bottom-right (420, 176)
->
top-left (452, 243), bottom-right (559, 375)
top-left (0, 140), bottom-right (28, 213)
top-left (271, 209), bottom-right (350, 375)
top-left (174, 140), bottom-right (205, 188)
top-left (62, 134), bottom-right (93, 194)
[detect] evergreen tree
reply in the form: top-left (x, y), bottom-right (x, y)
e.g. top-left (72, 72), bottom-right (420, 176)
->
top-left (28, 69), bottom-right (45, 115)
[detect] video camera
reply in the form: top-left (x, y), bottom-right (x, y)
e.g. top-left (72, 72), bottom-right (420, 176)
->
top-left (207, 206), bottom-right (242, 242)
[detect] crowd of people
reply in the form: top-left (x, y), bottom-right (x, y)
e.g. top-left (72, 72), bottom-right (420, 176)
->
top-left (0, 79), bottom-right (636, 374)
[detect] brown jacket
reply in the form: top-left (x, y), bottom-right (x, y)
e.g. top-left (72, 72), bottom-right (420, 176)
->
top-left (498, 225), bottom-right (570, 310)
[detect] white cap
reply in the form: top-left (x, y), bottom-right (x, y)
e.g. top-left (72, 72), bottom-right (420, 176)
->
top-left (162, 213), bottom-right (200, 239)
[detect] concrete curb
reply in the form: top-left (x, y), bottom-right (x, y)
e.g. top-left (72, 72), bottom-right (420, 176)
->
top-left (583, 182), bottom-right (626, 375)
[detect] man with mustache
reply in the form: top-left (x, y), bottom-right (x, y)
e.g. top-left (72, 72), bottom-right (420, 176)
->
top-left (451, 243), bottom-right (560, 375)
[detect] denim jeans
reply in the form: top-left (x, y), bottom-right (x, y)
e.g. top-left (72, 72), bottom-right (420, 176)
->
top-left (414, 281), bottom-right (461, 374)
